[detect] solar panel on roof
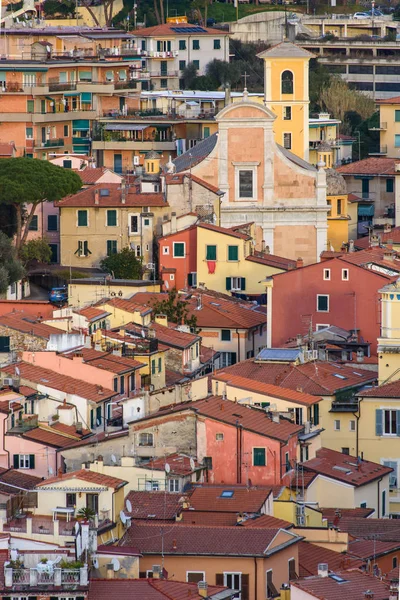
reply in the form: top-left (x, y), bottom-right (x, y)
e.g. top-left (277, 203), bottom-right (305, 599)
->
top-left (170, 26), bottom-right (207, 33)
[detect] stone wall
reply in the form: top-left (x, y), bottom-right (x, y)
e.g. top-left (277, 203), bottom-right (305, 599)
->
top-left (0, 326), bottom-right (47, 352)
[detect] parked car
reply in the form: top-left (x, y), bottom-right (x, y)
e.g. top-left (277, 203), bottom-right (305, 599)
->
top-left (367, 8), bottom-right (383, 16)
top-left (49, 287), bottom-right (68, 305)
top-left (353, 11), bottom-right (371, 18)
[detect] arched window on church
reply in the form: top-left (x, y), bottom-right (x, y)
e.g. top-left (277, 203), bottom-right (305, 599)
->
top-left (281, 71), bottom-right (293, 94)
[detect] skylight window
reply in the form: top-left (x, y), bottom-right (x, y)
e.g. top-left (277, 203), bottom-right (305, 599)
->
top-left (329, 574), bottom-right (348, 584)
top-left (220, 490), bottom-right (234, 498)
top-left (333, 466), bottom-right (351, 474)
top-left (353, 372), bottom-right (362, 377)
top-left (333, 374), bottom-right (347, 380)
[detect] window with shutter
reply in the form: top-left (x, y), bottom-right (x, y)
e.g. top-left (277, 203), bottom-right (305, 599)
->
top-left (0, 336), bottom-right (10, 352)
top-left (47, 215), bottom-right (57, 231)
top-left (29, 454), bottom-right (35, 469)
top-left (266, 570), bottom-right (278, 598)
top-left (107, 240), bottom-right (117, 256)
top-left (13, 454), bottom-right (19, 468)
top-left (173, 242), bottom-right (185, 257)
top-left (376, 409), bottom-right (383, 436)
top-left (77, 210), bottom-right (88, 227)
top-left (288, 558), bottom-right (297, 580)
top-left (241, 277), bottom-right (246, 291)
top-left (383, 460), bottom-right (398, 489)
top-left (241, 574), bottom-right (250, 600)
top-left (187, 572), bottom-right (205, 583)
top-left (107, 210), bottom-right (117, 226)
top-left (228, 245), bottom-right (239, 261)
top-left (216, 574), bottom-right (224, 586)
top-left (253, 448), bottom-right (266, 466)
top-left (206, 245), bottom-right (217, 260)
top-left (314, 403), bottom-right (319, 426)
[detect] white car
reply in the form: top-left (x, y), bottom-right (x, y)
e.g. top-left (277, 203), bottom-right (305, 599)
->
top-left (353, 12), bottom-right (371, 19)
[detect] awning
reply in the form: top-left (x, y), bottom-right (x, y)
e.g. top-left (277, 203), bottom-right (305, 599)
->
top-left (81, 92), bottom-right (92, 103)
top-left (64, 92), bottom-right (79, 97)
top-left (358, 204), bottom-right (375, 217)
top-left (104, 124), bottom-right (148, 132)
top-left (73, 119), bottom-right (90, 130)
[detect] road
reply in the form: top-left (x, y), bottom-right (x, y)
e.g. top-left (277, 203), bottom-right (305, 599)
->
top-left (27, 282), bottom-right (49, 301)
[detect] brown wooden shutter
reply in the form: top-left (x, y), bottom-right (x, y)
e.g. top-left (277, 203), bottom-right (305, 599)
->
top-left (216, 573), bottom-right (224, 586)
top-left (241, 574), bottom-right (250, 600)
top-left (139, 572), bottom-right (146, 579)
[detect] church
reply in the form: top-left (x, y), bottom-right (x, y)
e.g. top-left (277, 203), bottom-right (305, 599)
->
top-left (172, 42), bottom-right (329, 265)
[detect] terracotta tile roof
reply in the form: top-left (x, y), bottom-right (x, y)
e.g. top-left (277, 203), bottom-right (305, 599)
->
top-left (0, 313), bottom-right (64, 339)
top-left (246, 251), bottom-right (296, 270)
top-left (320, 251), bottom-right (345, 259)
top-left (339, 248), bottom-right (400, 272)
top-left (197, 222), bottom-right (251, 240)
top-left (77, 167), bottom-right (109, 185)
top-left (120, 521), bottom-right (299, 556)
top-left (0, 467), bottom-right (42, 495)
top-left (36, 468), bottom-right (127, 490)
top-left (165, 173), bottom-right (221, 195)
top-left (18, 385), bottom-right (38, 397)
top-left (0, 143), bottom-right (15, 156)
top-left (336, 517), bottom-right (400, 541)
top-left (283, 470), bottom-right (317, 490)
top-left (180, 511), bottom-right (239, 526)
top-left (64, 347), bottom-right (145, 374)
top-left (217, 359), bottom-right (376, 396)
top-left (1, 362), bottom-right (117, 403)
top-left (299, 448), bottom-right (392, 488)
top-left (298, 541), bottom-right (365, 578)
top-left (132, 396), bottom-right (303, 443)
top-left (125, 491), bottom-right (182, 520)
top-left (149, 322), bottom-right (199, 349)
top-left (55, 183), bottom-right (168, 208)
top-left (200, 345), bottom-right (218, 365)
top-left (385, 567), bottom-right (399, 582)
top-left (20, 423), bottom-right (93, 448)
top-left (321, 507), bottom-right (374, 525)
top-left (188, 485), bottom-right (272, 513)
top-left (101, 298), bottom-right (153, 316)
top-left (213, 373), bottom-right (320, 406)
top-left (75, 307), bottom-right (111, 322)
top-left (96, 545), bottom-right (141, 556)
top-left (57, 428), bottom-right (129, 451)
top-left (348, 539), bottom-right (400, 560)
top-left (358, 378), bottom-right (400, 398)
top-left (131, 292), bottom-right (267, 330)
top-left (337, 157), bottom-right (400, 176)
top-left (240, 514), bottom-right (293, 529)
top-left (142, 453), bottom-right (201, 475)
top-left (133, 22), bottom-right (226, 36)
top-left (292, 570), bottom-right (391, 600)
top-left (376, 95), bottom-right (400, 104)
top-left (165, 369), bottom-right (185, 386)
top-left (88, 579), bottom-right (229, 600)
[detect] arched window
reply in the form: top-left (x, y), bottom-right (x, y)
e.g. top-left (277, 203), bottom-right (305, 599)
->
top-left (281, 70), bottom-right (293, 94)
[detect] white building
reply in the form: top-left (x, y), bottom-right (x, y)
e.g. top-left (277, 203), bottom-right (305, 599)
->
top-left (132, 22), bottom-right (230, 90)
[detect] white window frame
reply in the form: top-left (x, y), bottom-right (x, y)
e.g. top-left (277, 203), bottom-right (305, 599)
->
top-left (253, 446), bottom-right (267, 466)
top-left (323, 269), bottom-right (331, 281)
top-left (129, 214), bottom-right (140, 235)
top-left (342, 268), bottom-right (349, 281)
top-left (334, 420), bottom-right (340, 431)
top-left (383, 408), bottom-right (398, 436)
top-left (170, 274), bottom-right (175, 281)
top-left (230, 277), bottom-right (242, 292)
top-left (316, 324), bottom-right (330, 331)
top-left (216, 433), bottom-right (224, 441)
top-left (224, 572), bottom-right (242, 599)
top-left (173, 241), bottom-right (186, 258)
top-left (168, 478), bottom-right (180, 492)
top-left (19, 454), bottom-right (30, 469)
top-left (233, 161), bottom-right (259, 201)
top-left (139, 432), bottom-right (154, 447)
top-left (283, 106), bottom-right (292, 120)
top-left (317, 294), bottom-right (329, 312)
top-left (162, 246), bottom-right (169, 255)
top-left (186, 571), bottom-right (205, 583)
top-left (349, 420), bottom-right (356, 432)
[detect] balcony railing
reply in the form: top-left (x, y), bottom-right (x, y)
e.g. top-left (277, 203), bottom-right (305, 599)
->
top-left (8, 414), bottom-right (38, 433)
top-left (149, 70), bottom-right (179, 78)
top-left (41, 139), bottom-right (65, 148)
top-left (369, 122), bottom-right (387, 131)
top-left (6, 567), bottom-right (87, 588)
top-left (368, 145), bottom-right (388, 155)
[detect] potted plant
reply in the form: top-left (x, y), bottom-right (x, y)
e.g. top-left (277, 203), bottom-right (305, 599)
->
top-left (76, 507), bottom-right (96, 522)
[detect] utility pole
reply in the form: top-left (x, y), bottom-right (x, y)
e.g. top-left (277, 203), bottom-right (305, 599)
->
top-left (241, 71), bottom-right (248, 91)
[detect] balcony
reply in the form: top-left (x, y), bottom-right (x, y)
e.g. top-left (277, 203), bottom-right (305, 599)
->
top-left (369, 122), bottom-right (387, 131)
top-left (368, 145), bottom-right (388, 155)
top-left (149, 70), bottom-right (179, 78)
top-left (35, 138), bottom-right (65, 149)
top-left (92, 139), bottom-right (176, 151)
top-left (8, 414), bottom-right (38, 433)
top-left (5, 566), bottom-right (88, 588)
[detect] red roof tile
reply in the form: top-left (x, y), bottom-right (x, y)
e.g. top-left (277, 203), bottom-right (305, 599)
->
top-left (214, 373), bottom-right (320, 406)
top-left (36, 468), bottom-right (127, 490)
top-left (246, 251), bottom-right (297, 270)
top-left (125, 491), bottom-right (182, 520)
top-left (298, 541), bottom-right (364, 578)
top-left (77, 167), bottom-right (111, 185)
top-left (359, 378), bottom-right (400, 398)
top-left (0, 313), bottom-right (64, 339)
top-left (0, 143), bottom-right (15, 156)
top-left (1, 362), bottom-right (117, 403)
top-left (88, 579), bottom-right (228, 600)
top-left (240, 514), bottom-right (293, 529)
top-left (321, 507), bottom-right (375, 525)
top-left (217, 359), bottom-right (376, 396)
top-left (131, 22), bottom-right (226, 36)
top-left (0, 467), bottom-right (42, 495)
top-left (180, 511), bottom-right (238, 526)
top-left (336, 518), bottom-right (400, 541)
top-left (299, 448), bottom-right (392, 488)
top-left (165, 173), bottom-right (220, 194)
top-left (100, 298), bottom-right (153, 316)
top-left (337, 157), bottom-right (400, 176)
top-left (132, 396), bottom-right (303, 443)
top-left (291, 570), bottom-right (391, 600)
top-left (376, 96), bottom-right (400, 104)
top-left (197, 222), bottom-right (251, 240)
top-left (75, 307), bottom-right (111, 321)
top-left (188, 485), bottom-right (272, 513)
top-left (120, 521), bottom-right (298, 556)
top-left (64, 348), bottom-right (145, 374)
top-left (20, 423), bottom-right (93, 448)
top-left (142, 453), bottom-right (201, 475)
top-left (348, 539), bottom-right (400, 560)
top-left (56, 183), bottom-right (168, 208)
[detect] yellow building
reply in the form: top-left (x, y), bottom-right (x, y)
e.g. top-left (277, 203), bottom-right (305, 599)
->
top-left (325, 169), bottom-right (349, 251)
top-left (68, 279), bottom-right (160, 308)
top-left (374, 96), bottom-right (400, 158)
top-left (195, 223), bottom-right (296, 299)
top-left (377, 279), bottom-right (400, 384)
top-left (309, 115), bottom-right (341, 167)
top-left (258, 41), bottom-right (314, 161)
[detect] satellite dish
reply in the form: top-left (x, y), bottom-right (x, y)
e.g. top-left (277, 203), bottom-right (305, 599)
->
top-left (111, 454), bottom-right (117, 464)
top-left (190, 458), bottom-right (195, 471)
top-left (120, 510), bottom-right (127, 525)
top-left (48, 466), bottom-right (54, 475)
top-left (126, 499), bottom-right (132, 513)
top-left (93, 557), bottom-right (99, 569)
top-left (165, 463), bottom-right (171, 474)
top-left (74, 522), bottom-right (80, 535)
top-left (112, 557), bottom-right (120, 571)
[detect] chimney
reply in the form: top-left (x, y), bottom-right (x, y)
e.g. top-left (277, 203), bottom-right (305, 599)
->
top-left (384, 223), bottom-right (392, 234)
top-left (121, 178), bottom-right (126, 204)
top-left (386, 238), bottom-right (393, 250)
top-left (75, 421), bottom-right (83, 434)
top-left (364, 591), bottom-right (374, 600)
top-left (272, 413), bottom-right (280, 424)
top-left (384, 248), bottom-right (394, 262)
top-left (106, 564), bottom-right (114, 579)
top-left (296, 257), bottom-right (304, 269)
top-left (152, 565), bottom-right (162, 579)
top-left (198, 581), bottom-right (208, 598)
top-left (171, 212), bottom-right (177, 233)
top-left (94, 188), bottom-right (99, 205)
top-left (349, 239), bottom-right (355, 252)
top-left (317, 563), bottom-right (328, 578)
top-left (155, 314), bottom-right (168, 327)
top-left (296, 334), bottom-right (303, 347)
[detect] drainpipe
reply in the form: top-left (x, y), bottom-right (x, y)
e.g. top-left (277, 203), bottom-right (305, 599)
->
top-left (377, 477), bottom-right (382, 518)
top-left (254, 557), bottom-right (258, 600)
top-left (236, 328), bottom-right (240, 363)
top-left (354, 396), bottom-right (363, 458)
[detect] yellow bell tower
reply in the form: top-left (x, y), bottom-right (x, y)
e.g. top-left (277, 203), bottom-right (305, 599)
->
top-left (257, 41), bottom-right (314, 162)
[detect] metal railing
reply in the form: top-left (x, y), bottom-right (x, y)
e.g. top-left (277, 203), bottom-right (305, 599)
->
top-left (61, 569), bottom-right (80, 584)
top-left (368, 145), bottom-right (388, 155)
top-left (369, 122), bottom-right (387, 130)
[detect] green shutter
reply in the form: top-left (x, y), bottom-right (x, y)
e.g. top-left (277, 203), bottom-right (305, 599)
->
top-left (396, 110), bottom-right (400, 122)
top-left (81, 92), bottom-right (92, 103)
top-left (90, 409), bottom-right (94, 429)
top-left (107, 210), bottom-right (117, 226)
top-left (228, 245), bottom-right (238, 261)
top-left (151, 359), bottom-right (156, 375)
top-left (206, 245), bottom-right (216, 260)
top-left (376, 409), bottom-right (383, 436)
top-left (107, 240), bottom-right (112, 256)
top-left (96, 406), bottom-right (102, 426)
top-left (397, 411), bottom-right (400, 437)
top-left (29, 454), bottom-right (35, 469)
top-left (27, 100), bottom-right (34, 113)
top-left (78, 210), bottom-right (87, 226)
top-left (174, 242), bottom-right (184, 257)
top-left (13, 454), bottom-right (19, 468)
top-left (0, 336), bottom-right (10, 352)
top-left (253, 448), bottom-right (266, 466)
top-left (226, 277), bottom-right (232, 291)
top-left (158, 357), bottom-right (162, 372)
top-left (314, 403), bottom-right (319, 426)
top-left (240, 277), bottom-right (246, 291)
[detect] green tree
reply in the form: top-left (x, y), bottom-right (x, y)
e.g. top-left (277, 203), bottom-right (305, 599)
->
top-left (0, 158), bottom-right (82, 251)
top-left (309, 59), bottom-right (332, 113)
top-left (181, 62), bottom-right (199, 90)
top-left (0, 204), bottom-right (17, 239)
top-left (19, 239), bottom-right (52, 266)
top-left (150, 288), bottom-right (197, 329)
top-left (100, 247), bottom-right (143, 279)
top-left (0, 232), bottom-right (25, 295)
top-left (205, 59), bottom-right (241, 89)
